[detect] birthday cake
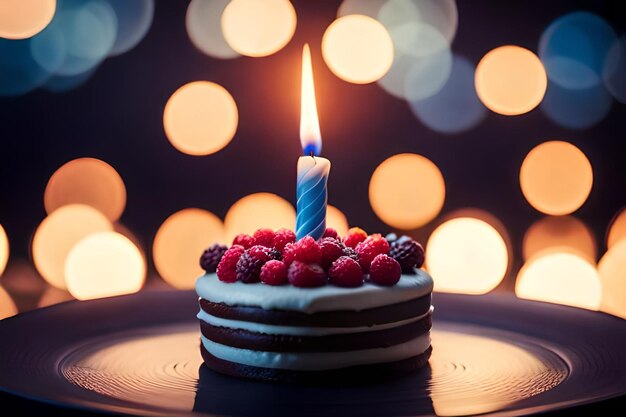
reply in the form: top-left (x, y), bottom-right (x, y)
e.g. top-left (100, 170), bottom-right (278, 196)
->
top-left (196, 227), bottom-right (433, 383)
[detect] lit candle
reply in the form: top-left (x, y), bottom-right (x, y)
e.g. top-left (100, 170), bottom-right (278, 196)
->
top-left (296, 44), bottom-right (331, 241)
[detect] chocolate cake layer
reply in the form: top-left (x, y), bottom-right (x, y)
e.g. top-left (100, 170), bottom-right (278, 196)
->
top-left (199, 311), bottom-right (432, 352)
top-left (200, 343), bottom-right (433, 383)
top-left (199, 293), bottom-right (431, 327)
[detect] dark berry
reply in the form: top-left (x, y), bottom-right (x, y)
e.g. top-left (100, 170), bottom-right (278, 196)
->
top-left (328, 256), bottom-right (364, 287)
top-left (200, 244), bottom-right (228, 273)
top-left (389, 236), bottom-right (424, 273)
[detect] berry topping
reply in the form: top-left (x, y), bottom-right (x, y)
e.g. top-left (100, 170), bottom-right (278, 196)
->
top-left (385, 233), bottom-right (399, 244)
top-left (260, 260), bottom-right (288, 286)
top-left (389, 235), bottom-right (425, 273)
top-left (318, 237), bottom-right (345, 269)
top-left (287, 261), bottom-right (327, 288)
top-left (291, 236), bottom-right (323, 265)
top-left (268, 248), bottom-right (282, 261)
top-left (216, 245), bottom-right (245, 282)
top-left (272, 228), bottom-right (296, 252)
top-left (247, 245), bottom-right (272, 261)
top-left (282, 242), bottom-right (297, 265)
top-left (253, 228), bottom-right (274, 247)
top-left (369, 254), bottom-right (401, 286)
top-left (236, 247), bottom-right (270, 284)
top-left (342, 245), bottom-right (359, 261)
top-left (199, 244), bottom-right (228, 273)
top-left (355, 233), bottom-right (390, 272)
top-left (343, 227), bottom-right (368, 248)
top-left (232, 234), bottom-right (255, 249)
top-left (328, 256), bottom-right (364, 287)
top-left (322, 227), bottom-right (339, 239)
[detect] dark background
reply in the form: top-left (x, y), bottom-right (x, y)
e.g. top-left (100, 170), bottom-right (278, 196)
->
top-left (1, 0), bottom-right (625, 290)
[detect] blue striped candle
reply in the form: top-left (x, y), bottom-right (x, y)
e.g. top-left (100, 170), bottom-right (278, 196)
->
top-left (296, 156), bottom-right (330, 240)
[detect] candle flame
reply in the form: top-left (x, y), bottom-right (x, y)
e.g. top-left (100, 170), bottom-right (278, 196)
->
top-left (300, 44), bottom-right (322, 156)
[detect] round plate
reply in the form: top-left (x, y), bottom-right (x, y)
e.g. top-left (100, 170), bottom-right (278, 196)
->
top-left (0, 291), bottom-right (625, 416)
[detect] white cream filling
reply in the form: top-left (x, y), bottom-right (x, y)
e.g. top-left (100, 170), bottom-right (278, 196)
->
top-left (195, 269), bottom-right (433, 314)
top-left (197, 307), bottom-right (433, 336)
top-left (201, 332), bottom-right (431, 371)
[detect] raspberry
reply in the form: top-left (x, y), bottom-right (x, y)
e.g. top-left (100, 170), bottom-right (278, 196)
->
top-left (232, 234), bottom-right (255, 249)
top-left (369, 254), bottom-right (401, 286)
top-left (199, 244), bottom-right (228, 273)
top-left (272, 228), bottom-right (296, 252)
top-left (355, 234), bottom-right (390, 272)
top-left (287, 261), bottom-right (327, 287)
top-left (253, 228), bottom-right (274, 247)
top-left (389, 236), bottom-right (425, 272)
top-left (318, 237), bottom-right (344, 270)
top-left (292, 236), bottom-right (322, 264)
top-left (260, 260), bottom-right (288, 286)
top-left (328, 256), bottom-right (363, 287)
top-left (236, 247), bottom-right (270, 284)
top-left (322, 227), bottom-right (339, 239)
top-left (216, 245), bottom-right (245, 282)
top-left (282, 242), bottom-right (297, 265)
top-left (343, 227), bottom-right (367, 248)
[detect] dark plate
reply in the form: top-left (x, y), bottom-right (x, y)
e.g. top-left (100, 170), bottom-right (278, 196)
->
top-left (0, 291), bottom-right (625, 416)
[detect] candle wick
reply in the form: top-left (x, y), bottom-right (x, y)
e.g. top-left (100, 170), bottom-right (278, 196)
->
top-left (310, 150), bottom-right (316, 165)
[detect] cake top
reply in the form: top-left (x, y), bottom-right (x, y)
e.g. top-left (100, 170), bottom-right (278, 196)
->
top-left (199, 227), bottom-right (426, 290)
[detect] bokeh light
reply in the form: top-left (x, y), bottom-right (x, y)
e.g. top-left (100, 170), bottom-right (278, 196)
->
top-left (603, 34), bottom-right (626, 103)
top-left (163, 81), bottom-right (238, 156)
top-left (225, 193), bottom-right (296, 242)
top-left (186, 0), bottom-right (239, 59)
top-left (337, 0), bottom-right (386, 19)
top-left (539, 12), bottom-right (617, 90)
top-left (0, 259), bottom-right (46, 297)
top-left (540, 80), bottom-right (613, 130)
top-left (327, 205), bottom-right (349, 237)
top-left (221, 0), bottom-right (296, 58)
top-left (0, 0), bottom-right (56, 39)
top-left (38, 286), bottom-right (74, 308)
top-left (32, 204), bottom-right (113, 290)
top-left (322, 14), bottom-right (394, 84)
top-left (607, 207), bottom-right (626, 249)
top-left (377, 0), bottom-right (458, 44)
top-left (153, 208), bottom-right (225, 289)
top-left (43, 68), bottom-right (97, 92)
top-left (523, 216), bottom-right (596, 263)
top-left (409, 55), bottom-right (487, 134)
top-left (0, 224), bottom-right (8, 276)
top-left (516, 250), bottom-right (601, 310)
top-left (519, 141), bottom-right (593, 215)
top-left (475, 45), bottom-right (547, 116)
top-left (0, 285), bottom-right (17, 320)
top-left (426, 217), bottom-right (508, 295)
top-left (44, 157), bottom-right (127, 222)
top-left (0, 38), bottom-right (51, 96)
top-left (369, 153), bottom-right (445, 230)
top-left (598, 240), bottom-right (626, 319)
top-left (106, 0), bottom-right (154, 56)
top-left (65, 231), bottom-right (145, 300)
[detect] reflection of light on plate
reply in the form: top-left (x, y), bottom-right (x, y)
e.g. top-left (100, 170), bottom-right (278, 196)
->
top-left (523, 216), bottom-right (596, 263)
top-left (598, 240), bottom-right (626, 319)
top-left (224, 193), bottom-right (295, 242)
top-left (153, 208), bottom-right (225, 289)
top-left (0, 0), bottom-right (56, 39)
top-left (369, 153), bottom-right (445, 229)
top-left (0, 285), bottom-right (17, 320)
top-left (186, 0), bottom-right (239, 59)
top-left (607, 207), bottom-right (626, 249)
top-left (322, 15), bottom-right (394, 84)
top-left (326, 205), bottom-right (349, 237)
top-left (516, 250), bottom-right (601, 310)
top-left (426, 217), bottom-right (508, 295)
top-left (221, 0), bottom-right (296, 58)
top-left (520, 141), bottom-right (593, 215)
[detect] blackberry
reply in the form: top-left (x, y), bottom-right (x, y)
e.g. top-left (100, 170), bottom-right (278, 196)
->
top-left (236, 251), bottom-right (266, 283)
top-left (269, 248), bottom-right (282, 261)
top-left (389, 236), bottom-right (424, 273)
top-left (341, 246), bottom-right (359, 262)
top-left (200, 244), bottom-right (228, 273)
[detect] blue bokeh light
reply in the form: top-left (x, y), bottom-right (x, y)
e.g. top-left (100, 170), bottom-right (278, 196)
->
top-left (541, 80), bottom-right (613, 130)
top-left (603, 34), bottom-right (626, 104)
top-left (106, 0), bottom-right (154, 56)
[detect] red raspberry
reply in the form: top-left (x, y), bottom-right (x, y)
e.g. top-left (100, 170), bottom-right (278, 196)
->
top-left (355, 234), bottom-right (390, 272)
top-left (287, 261), bottom-right (327, 287)
top-left (318, 237), bottom-right (344, 270)
top-left (232, 234), bottom-right (254, 249)
top-left (247, 245), bottom-right (272, 262)
top-left (343, 227), bottom-right (367, 248)
top-left (322, 227), bottom-right (339, 239)
top-left (260, 260), bottom-right (288, 285)
top-left (282, 242), bottom-right (297, 265)
top-left (272, 228), bottom-right (296, 252)
top-left (253, 228), bottom-right (274, 247)
top-left (293, 236), bottom-right (322, 264)
top-left (369, 254), bottom-right (401, 286)
top-left (216, 245), bottom-right (245, 282)
top-left (328, 256), bottom-right (364, 287)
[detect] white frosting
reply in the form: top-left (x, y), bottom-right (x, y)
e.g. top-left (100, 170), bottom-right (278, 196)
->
top-left (197, 307), bottom-right (433, 336)
top-left (201, 333), bottom-right (431, 371)
top-left (195, 269), bottom-right (433, 313)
